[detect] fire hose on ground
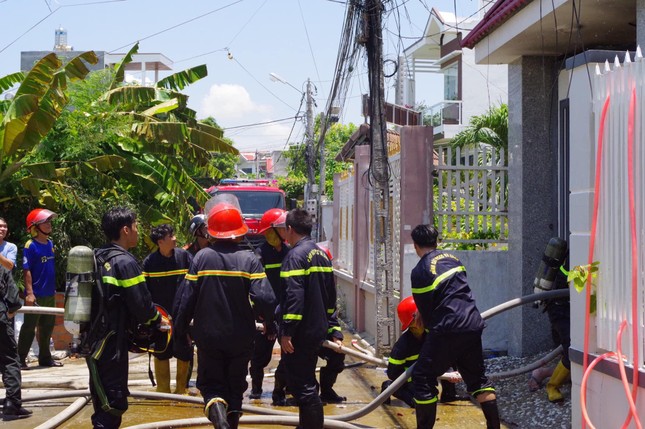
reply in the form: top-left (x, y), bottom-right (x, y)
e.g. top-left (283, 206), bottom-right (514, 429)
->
top-left (15, 289), bottom-right (569, 428)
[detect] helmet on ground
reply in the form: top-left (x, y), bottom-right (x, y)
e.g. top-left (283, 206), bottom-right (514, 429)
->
top-left (26, 208), bottom-right (57, 231)
top-left (258, 208), bottom-right (286, 234)
top-left (271, 211), bottom-right (288, 228)
top-left (207, 203), bottom-right (248, 239)
top-left (397, 296), bottom-right (417, 331)
top-left (188, 214), bottom-right (206, 236)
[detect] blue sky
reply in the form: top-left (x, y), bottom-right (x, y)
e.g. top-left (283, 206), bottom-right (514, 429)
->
top-left (0, 0), bottom-right (481, 152)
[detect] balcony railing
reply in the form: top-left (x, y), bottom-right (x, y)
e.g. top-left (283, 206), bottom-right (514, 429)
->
top-left (428, 100), bottom-right (463, 127)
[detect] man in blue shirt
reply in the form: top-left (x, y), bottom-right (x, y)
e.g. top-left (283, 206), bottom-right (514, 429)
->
top-left (0, 217), bottom-right (17, 271)
top-left (18, 209), bottom-right (62, 369)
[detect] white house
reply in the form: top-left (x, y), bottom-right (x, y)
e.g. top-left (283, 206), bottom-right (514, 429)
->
top-left (401, 7), bottom-right (507, 144)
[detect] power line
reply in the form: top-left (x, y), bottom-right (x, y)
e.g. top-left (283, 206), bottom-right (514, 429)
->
top-left (297, 0), bottom-right (322, 84)
top-left (230, 55), bottom-right (303, 112)
top-left (0, 0), bottom-right (128, 55)
top-left (223, 116), bottom-right (299, 131)
top-left (109, 0), bottom-right (243, 53)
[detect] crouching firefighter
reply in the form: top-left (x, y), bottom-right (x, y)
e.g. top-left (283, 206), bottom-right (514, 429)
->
top-left (85, 207), bottom-right (170, 429)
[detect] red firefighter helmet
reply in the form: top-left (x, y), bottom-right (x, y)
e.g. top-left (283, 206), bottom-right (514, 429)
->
top-left (207, 203), bottom-right (248, 239)
top-left (271, 211), bottom-right (288, 228)
top-left (26, 208), bottom-right (57, 231)
top-left (397, 296), bottom-right (417, 331)
top-left (318, 244), bottom-right (333, 261)
top-left (258, 208), bottom-right (286, 234)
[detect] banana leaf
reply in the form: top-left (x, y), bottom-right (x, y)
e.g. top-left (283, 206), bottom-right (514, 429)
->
top-left (156, 64), bottom-right (207, 91)
top-left (111, 43), bottom-right (139, 90)
top-left (0, 72), bottom-right (25, 92)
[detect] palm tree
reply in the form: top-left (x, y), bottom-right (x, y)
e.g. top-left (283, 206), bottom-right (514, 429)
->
top-left (450, 103), bottom-right (508, 156)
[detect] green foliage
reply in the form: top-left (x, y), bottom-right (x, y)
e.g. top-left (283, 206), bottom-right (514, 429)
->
top-left (451, 103), bottom-right (508, 155)
top-left (433, 186), bottom-right (507, 251)
top-left (0, 45), bottom-right (240, 267)
top-left (282, 118), bottom-right (355, 200)
top-left (277, 175), bottom-right (307, 202)
top-left (322, 122), bottom-right (356, 197)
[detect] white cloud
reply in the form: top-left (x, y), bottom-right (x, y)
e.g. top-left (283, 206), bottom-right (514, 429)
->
top-left (199, 84), bottom-right (270, 123)
top-left (199, 83), bottom-right (303, 152)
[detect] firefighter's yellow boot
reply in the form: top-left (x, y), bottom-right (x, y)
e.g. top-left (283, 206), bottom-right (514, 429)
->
top-left (174, 359), bottom-right (190, 395)
top-left (546, 360), bottom-right (570, 402)
top-left (154, 357), bottom-right (171, 393)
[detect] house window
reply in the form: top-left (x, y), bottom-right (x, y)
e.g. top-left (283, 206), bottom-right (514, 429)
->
top-left (443, 64), bottom-right (458, 101)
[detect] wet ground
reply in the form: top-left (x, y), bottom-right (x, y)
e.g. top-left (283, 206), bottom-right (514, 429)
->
top-left (4, 336), bottom-right (508, 428)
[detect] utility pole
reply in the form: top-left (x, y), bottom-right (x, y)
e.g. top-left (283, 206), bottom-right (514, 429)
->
top-left (365, 0), bottom-right (396, 356)
top-left (304, 78), bottom-right (319, 239)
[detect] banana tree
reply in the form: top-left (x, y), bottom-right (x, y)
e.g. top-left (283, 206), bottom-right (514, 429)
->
top-left (0, 51), bottom-right (98, 199)
top-left (14, 43), bottom-right (238, 231)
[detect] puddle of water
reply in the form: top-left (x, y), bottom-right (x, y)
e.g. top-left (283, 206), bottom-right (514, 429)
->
top-left (9, 335), bottom-right (510, 428)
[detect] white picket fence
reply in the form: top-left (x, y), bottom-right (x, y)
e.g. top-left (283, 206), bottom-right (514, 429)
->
top-left (434, 144), bottom-right (508, 247)
top-left (593, 51), bottom-right (645, 362)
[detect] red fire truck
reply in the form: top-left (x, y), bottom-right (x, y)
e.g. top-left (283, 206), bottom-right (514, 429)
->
top-left (205, 178), bottom-right (287, 248)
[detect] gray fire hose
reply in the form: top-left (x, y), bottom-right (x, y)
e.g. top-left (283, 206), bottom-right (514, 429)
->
top-left (33, 396), bottom-right (90, 429)
top-left (19, 289), bottom-right (570, 427)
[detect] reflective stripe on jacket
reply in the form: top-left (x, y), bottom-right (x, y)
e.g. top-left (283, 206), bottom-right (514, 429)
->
top-left (279, 237), bottom-right (336, 345)
top-left (411, 249), bottom-right (484, 334)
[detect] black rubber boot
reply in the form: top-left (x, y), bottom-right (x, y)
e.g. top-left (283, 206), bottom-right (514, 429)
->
top-left (481, 399), bottom-right (501, 429)
top-left (415, 401), bottom-right (437, 429)
top-left (319, 367), bottom-right (346, 403)
top-left (298, 403), bottom-right (324, 429)
top-left (207, 400), bottom-right (230, 429)
top-left (227, 411), bottom-right (242, 429)
top-left (439, 380), bottom-right (457, 403)
top-left (272, 373), bottom-right (286, 405)
top-left (249, 380), bottom-right (262, 399)
top-left (380, 380), bottom-right (392, 405)
top-left (3, 399), bottom-right (32, 421)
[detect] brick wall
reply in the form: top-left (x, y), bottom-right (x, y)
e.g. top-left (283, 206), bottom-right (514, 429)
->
top-left (52, 292), bottom-right (72, 351)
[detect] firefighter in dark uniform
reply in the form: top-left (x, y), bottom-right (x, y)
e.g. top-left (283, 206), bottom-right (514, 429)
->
top-left (173, 202), bottom-right (276, 429)
top-left (315, 244), bottom-right (346, 404)
top-left (410, 224), bottom-right (500, 429)
top-left (88, 207), bottom-right (168, 429)
top-left (381, 296), bottom-right (459, 407)
top-left (249, 208), bottom-right (288, 400)
top-left (532, 237), bottom-right (571, 402)
top-left (0, 265), bottom-right (32, 421)
top-left (273, 208), bottom-right (336, 429)
top-left (142, 224), bottom-right (193, 394)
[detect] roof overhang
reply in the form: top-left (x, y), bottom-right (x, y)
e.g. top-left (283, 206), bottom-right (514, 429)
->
top-left (462, 0), bottom-right (635, 65)
top-left (104, 53), bottom-right (173, 71)
top-left (405, 8), bottom-right (477, 65)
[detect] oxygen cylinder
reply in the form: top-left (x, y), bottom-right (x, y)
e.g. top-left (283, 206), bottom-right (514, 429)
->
top-left (533, 237), bottom-right (568, 294)
top-left (64, 246), bottom-right (95, 339)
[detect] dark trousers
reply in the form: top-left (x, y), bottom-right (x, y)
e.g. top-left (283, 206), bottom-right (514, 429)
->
top-left (86, 333), bottom-right (129, 429)
top-left (0, 320), bottom-right (21, 405)
top-left (413, 331), bottom-right (493, 402)
top-left (197, 343), bottom-right (252, 413)
top-left (547, 301), bottom-right (571, 369)
top-left (17, 295), bottom-right (56, 364)
top-left (282, 342), bottom-right (322, 407)
top-left (249, 330), bottom-right (276, 385)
